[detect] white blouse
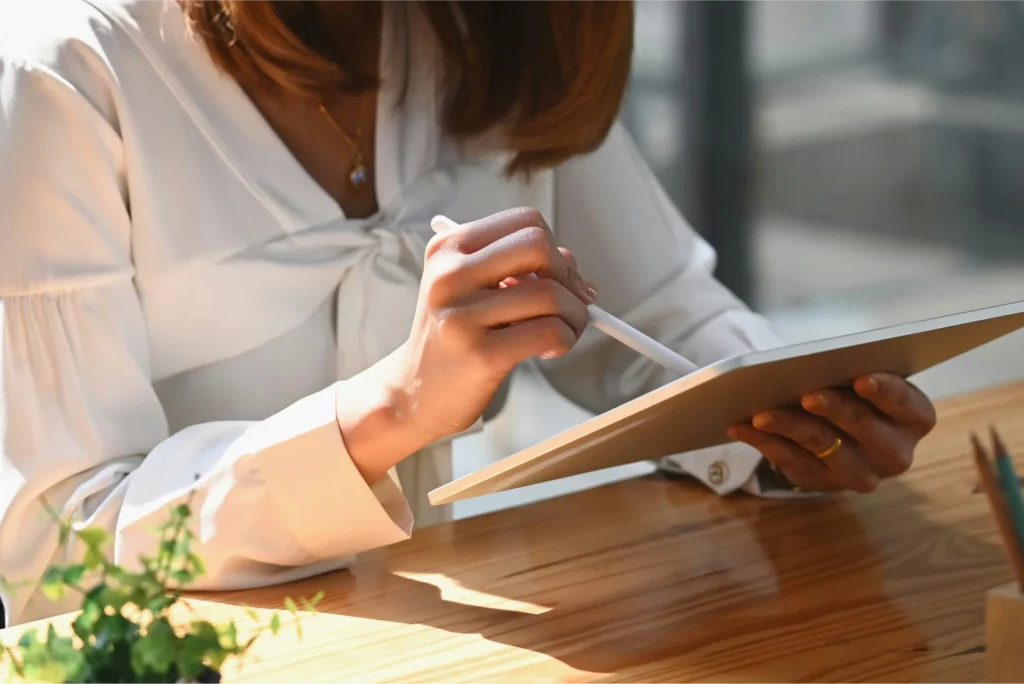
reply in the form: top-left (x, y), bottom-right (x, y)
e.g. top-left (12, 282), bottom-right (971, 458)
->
top-left (0, 0), bottom-right (783, 625)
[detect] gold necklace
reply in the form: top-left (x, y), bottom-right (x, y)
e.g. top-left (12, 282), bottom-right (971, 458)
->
top-left (318, 97), bottom-right (370, 186)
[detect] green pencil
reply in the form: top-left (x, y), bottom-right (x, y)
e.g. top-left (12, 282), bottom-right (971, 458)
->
top-left (990, 427), bottom-right (1024, 552)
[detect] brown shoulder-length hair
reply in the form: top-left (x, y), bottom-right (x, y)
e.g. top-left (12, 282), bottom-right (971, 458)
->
top-left (182, 1), bottom-right (634, 175)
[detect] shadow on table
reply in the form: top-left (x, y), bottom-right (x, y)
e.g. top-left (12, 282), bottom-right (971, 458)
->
top-left (212, 474), bottom-right (1000, 681)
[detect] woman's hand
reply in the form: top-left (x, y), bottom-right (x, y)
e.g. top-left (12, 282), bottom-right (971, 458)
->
top-left (338, 207), bottom-right (595, 483)
top-left (727, 373), bottom-right (937, 493)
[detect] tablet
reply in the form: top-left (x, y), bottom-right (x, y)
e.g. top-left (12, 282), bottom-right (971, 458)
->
top-left (428, 299), bottom-right (1024, 505)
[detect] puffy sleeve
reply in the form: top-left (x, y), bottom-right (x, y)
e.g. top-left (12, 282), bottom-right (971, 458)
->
top-left (0, 56), bottom-right (411, 627)
top-left (543, 123), bottom-right (788, 496)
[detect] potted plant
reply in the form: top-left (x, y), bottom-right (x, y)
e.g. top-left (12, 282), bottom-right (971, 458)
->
top-left (1, 497), bottom-right (322, 683)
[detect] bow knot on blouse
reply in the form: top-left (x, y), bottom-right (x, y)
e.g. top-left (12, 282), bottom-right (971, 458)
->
top-left (144, 166), bottom-right (461, 382)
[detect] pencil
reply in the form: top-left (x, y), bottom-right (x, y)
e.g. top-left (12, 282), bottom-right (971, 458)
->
top-left (991, 427), bottom-right (1024, 553)
top-left (971, 432), bottom-right (1024, 591)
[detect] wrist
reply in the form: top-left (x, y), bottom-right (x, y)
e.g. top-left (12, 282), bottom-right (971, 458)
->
top-left (335, 346), bottom-right (433, 485)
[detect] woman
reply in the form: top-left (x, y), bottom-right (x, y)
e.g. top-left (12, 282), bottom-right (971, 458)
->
top-left (0, 0), bottom-right (936, 626)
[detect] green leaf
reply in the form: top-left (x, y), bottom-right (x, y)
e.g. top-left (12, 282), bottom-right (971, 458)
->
top-left (146, 594), bottom-right (175, 615)
top-left (175, 635), bottom-right (206, 682)
top-left (222, 621), bottom-right (239, 651)
top-left (188, 552), bottom-right (206, 576)
top-left (95, 584), bottom-right (131, 613)
top-left (76, 527), bottom-right (110, 550)
top-left (170, 569), bottom-right (194, 586)
top-left (62, 564), bottom-right (86, 587)
top-left (173, 537), bottom-right (193, 560)
top-left (174, 503), bottom-right (191, 519)
top-left (72, 597), bottom-right (102, 643)
top-left (301, 591), bottom-right (325, 612)
top-left (43, 635), bottom-right (86, 683)
top-left (270, 614), bottom-right (281, 636)
top-left (95, 612), bottom-right (130, 645)
top-left (83, 547), bottom-right (106, 571)
top-left (129, 617), bottom-right (178, 677)
top-left (243, 605), bottom-right (260, 622)
top-left (284, 597), bottom-right (298, 615)
top-left (40, 582), bottom-right (66, 602)
top-left (189, 620), bottom-right (220, 650)
top-left (40, 566), bottom-right (67, 602)
top-left (158, 539), bottom-right (176, 562)
top-left (56, 521), bottom-right (71, 547)
top-left (207, 649), bottom-right (228, 672)
top-left (17, 628), bottom-right (39, 650)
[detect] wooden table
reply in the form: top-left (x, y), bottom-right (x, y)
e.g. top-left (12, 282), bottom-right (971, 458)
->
top-left (5, 382), bottom-right (1024, 682)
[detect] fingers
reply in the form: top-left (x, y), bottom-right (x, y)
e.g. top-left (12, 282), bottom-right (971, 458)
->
top-left (751, 408), bottom-right (879, 492)
top-left (499, 249), bottom-right (585, 292)
top-left (460, 278), bottom-right (589, 338)
top-left (445, 207), bottom-right (553, 253)
top-left (729, 377), bottom-right (931, 495)
top-left (853, 373), bottom-right (937, 433)
top-left (727, 424), bottom-right (842, 493)
top-left (801, 389), bottom-right (914, 478)
top-left (559, 247), bottom-right (579, 272)
top-left (484, 316), bottom-right (578, 368)
top-left (427, 207), bottom-right (594, 304)
top-left (464, 226), bottom-right (593, 303)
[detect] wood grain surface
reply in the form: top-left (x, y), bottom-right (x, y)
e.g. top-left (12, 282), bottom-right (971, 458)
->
top-left (4, 381), bottom-right (1023, 682)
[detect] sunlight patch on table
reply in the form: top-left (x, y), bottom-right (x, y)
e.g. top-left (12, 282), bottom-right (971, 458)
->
top-left (393, 572), bottom-right (552, 615)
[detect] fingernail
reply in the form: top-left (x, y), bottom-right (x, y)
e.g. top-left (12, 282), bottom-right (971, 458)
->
top-left (864, 377), bottom-right (880, 394)
top-left (539, 350), bottom-right (559, 360)
top-left (805, 393), bottom-right (828, 411)
top-left (582, 282), bottom-right (598, 304)
top-left (752, 413), bottom-right (773, 430)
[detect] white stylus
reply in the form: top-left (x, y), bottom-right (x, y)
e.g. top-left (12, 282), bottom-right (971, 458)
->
top-left (430, 215), bottom-right (699, 377)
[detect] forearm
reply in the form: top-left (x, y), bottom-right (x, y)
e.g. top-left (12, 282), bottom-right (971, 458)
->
top-left (335, 345), bottom-right (435, 485)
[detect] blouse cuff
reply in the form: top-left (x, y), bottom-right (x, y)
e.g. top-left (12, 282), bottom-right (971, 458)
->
top-left (658, 443), bottom-right (823, 499)
top-left (253, 383), bottom-right (414, 559)
top-left (658, 442), bottom-right (763, 494)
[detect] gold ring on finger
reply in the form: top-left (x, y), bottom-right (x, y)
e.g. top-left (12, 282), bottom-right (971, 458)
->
top-left (816, 436), bottom-right (843, 460)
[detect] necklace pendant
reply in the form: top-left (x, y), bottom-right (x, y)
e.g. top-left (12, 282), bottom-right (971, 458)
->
top-left (349, 164), bottom-right (369, 186)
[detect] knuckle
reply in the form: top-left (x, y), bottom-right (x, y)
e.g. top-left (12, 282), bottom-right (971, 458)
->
top-left (807, 426), bottom-right (835, 454)
top-left (849, 474), bottom-right (879, 494)
top-left (514, 206), bottom-right (546, 229)
top-left (881, 449), bottom-right (913, 476)
top-left (844, 400), bottom-right (874, 431)
top-left (539, 318), bottom-right (575, 353)
top-left (873, 438), bottom-right (903, 465)
top-left (425, 261), bottom-right (463, 303)
top-left (533, 278), bottom-right (561, 310)
top-left (520, 225), bottom-right (553, 256)
top-left (764, 441), bottom-right (799, 468)
top-left (873, 376), bottom-right (894, 399)
top-left (559, 247), bottom-right (578, 270)
top-left (920, 402), bottom-right (938, 430)
top-left (567, 298), bottom-right (589, 332)
top-left (424, 232), bottom-right (451, 259)
top-left (761, 410), bottom-right (788, 432)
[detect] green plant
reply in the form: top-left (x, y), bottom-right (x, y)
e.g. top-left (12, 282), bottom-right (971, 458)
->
top-left (0, 498), bottom-right (323, 683)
